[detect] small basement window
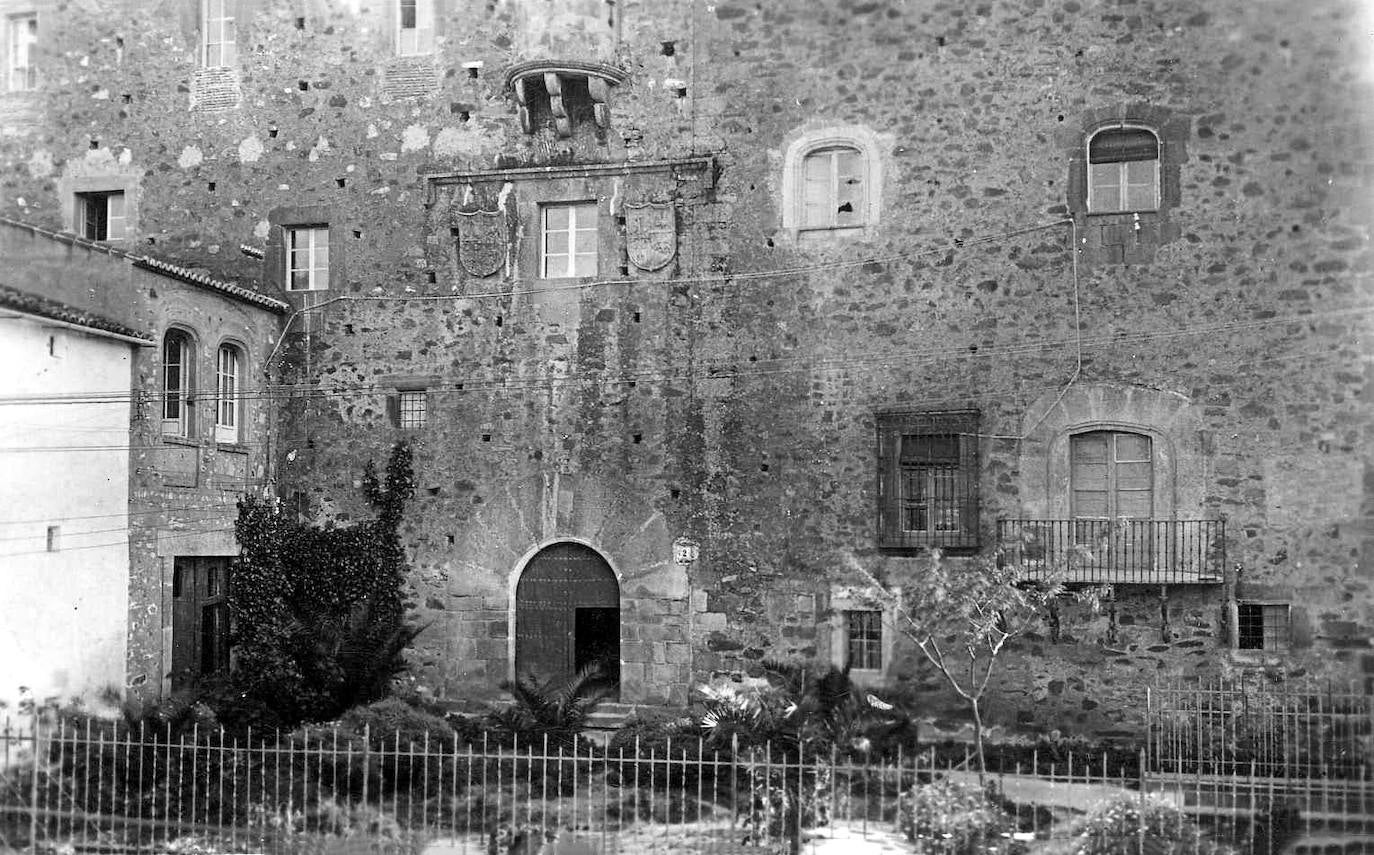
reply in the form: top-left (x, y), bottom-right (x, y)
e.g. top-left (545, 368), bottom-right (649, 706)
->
top-left (1237, 602), bottom-right (1290, 651)
top-left (394, 389), bottom-right (427, 429)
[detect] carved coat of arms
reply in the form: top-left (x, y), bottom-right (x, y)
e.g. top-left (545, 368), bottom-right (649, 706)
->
top-left (454, 208), bottom-right (508, 278)
top-left (625, 200), bottom-right (677, 271)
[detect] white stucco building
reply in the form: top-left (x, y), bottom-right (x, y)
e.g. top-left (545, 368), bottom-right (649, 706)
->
top-left (0, 285), bottom-right (151, 706)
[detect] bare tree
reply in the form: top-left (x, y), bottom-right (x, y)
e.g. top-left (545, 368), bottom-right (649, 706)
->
top-left (849, 552), bottom-right (1062, 786)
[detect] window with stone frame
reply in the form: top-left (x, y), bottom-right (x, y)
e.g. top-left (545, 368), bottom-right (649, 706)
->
top-left (201, 0), bottom-right (236, 67)
top-left (541, 202), bottom-right (598, 278)
top-left (877, 410), bottom-right (980, 550)
top-left (1237, 602), bottom-right (1291, 651)
top-left (395, 0), bottom-right (434, 55)
top-left (286, 225), bottom-right (330, 291)
top-left (214, 343), bottom-right (243, 444)
top-left (801, 146), bottom-right (867, 231)
top-left (7, 12), bottom-right (37, 92)
top-left (845, 609), bottom-right (883, 670)
top-left (162, 329), bottom-right (194, 438)
top-left (1087, 125), bottom-right (1160, 214)
top-left (76, 190), bottom-right (127, 241)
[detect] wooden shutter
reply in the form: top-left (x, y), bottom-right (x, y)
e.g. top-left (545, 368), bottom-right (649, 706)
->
top-left (1289, 605), bottom-right (1312, 648)
top-left (876, 422), bottom-right (898, 545)
top-left (385, 393), bottom-right (399, 427)
top-left (415, 0), bottom-right (435, 52)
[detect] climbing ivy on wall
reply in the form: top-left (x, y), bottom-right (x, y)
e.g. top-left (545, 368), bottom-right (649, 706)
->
top-left (227, 442), bottom-right (421, 727)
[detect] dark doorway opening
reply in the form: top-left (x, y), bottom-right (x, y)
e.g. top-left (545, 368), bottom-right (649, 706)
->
top-left (575, 606), bottom-right (620, 686)
top-left (171, 556), bottom-right (232, 692)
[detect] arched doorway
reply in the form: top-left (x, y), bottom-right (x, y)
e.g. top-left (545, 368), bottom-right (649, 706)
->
top-left (514, 542), bottom-right (620, 695)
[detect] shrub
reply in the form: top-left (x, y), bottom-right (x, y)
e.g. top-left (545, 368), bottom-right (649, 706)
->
top-left (1056, 794), bottom-right (1235, 855)
top-left (898, 779), bottom-right (1022, 855)
top-left (340, 697), bottom-right (455, 748)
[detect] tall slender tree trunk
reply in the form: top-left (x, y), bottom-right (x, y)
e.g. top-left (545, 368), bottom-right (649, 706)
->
top-left (970, 697), bottom-right (987, 790)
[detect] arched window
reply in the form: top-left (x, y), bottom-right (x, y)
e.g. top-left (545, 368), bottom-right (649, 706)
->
top-left (1087, 125), bottom-right (1160, 213)
top-left (162, 330), bottom-right (194, 438)
top-left (215, 343), bottom-right (243, 444)
top-left (781, 126), bottom-right (883, 240)
top-left (801, 146), bottom-right (866, 231)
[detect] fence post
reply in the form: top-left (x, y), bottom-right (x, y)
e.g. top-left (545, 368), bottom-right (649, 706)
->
top-left (28, 709), bottom-right (40, 855)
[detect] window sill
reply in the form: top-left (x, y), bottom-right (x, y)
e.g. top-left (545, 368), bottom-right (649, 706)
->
top-left (847, 668), bottom-right (887, 689)
top-left (161, 434), bottom-right (199, 447)
top-left (215, 442), bottom-right (249, 455)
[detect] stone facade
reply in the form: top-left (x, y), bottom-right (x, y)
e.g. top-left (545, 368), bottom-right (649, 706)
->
top-left (0, 0), bottom-right (1369, 732)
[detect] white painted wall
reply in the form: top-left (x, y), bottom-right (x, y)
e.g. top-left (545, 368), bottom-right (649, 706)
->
top-left (0, 312), bottom-right (135, 707)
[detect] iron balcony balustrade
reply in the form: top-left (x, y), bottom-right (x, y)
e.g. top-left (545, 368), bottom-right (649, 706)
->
top-left (997, 518), bottom-right (1226, 584)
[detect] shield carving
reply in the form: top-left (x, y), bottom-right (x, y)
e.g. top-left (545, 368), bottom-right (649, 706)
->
top-left (626, 201), bottom-right (676, 271)
top-left (454, 208), bottom-right (507, 277)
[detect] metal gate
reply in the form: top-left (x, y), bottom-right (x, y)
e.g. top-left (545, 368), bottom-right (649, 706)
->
top-left (514, 542), bottom-right (619, 692)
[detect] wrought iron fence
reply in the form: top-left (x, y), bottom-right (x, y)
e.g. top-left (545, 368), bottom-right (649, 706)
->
top-left (2, 707), bottom-right (1372, 854)
top-left (1147, 676), bottom-right (1374, 779)
top-left (997, 518), bottom-right (1226, 584)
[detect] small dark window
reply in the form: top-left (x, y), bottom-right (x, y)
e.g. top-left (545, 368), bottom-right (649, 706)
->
top-left (1238, 603), bottom-right (1290, 651)
top-left (76, 190), bottom-right (127, 241)
top-left (845, 610), bottom-right (883, 670)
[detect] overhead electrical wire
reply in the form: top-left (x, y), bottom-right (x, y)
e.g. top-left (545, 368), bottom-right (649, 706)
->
top-left (1, 304), bottom-right (1367, 408)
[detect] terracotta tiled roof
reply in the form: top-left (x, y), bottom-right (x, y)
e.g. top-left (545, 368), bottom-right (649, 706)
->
top-left (0, 216), bottom-right (290, 314)
top-left (0, 283), bottom-right (154, 343)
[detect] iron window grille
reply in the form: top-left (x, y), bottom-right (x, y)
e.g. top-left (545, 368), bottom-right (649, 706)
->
top-left (396, 390), bottom-right (427, 429)
top-left (878, 410), bottom-right (980, 550)
top-left (1238, 602), bottom-right (1290, 651)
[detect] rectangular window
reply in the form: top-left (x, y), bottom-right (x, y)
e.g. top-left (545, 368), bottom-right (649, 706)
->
top-left (162, 333), bottom-right (191, 437)
top-left (7, 13), bottom-right (37, 91)
top-left (878, 411), bottom-right (979, 550)
top-left (1238, 603), bottom-right (1291, 651)
top-left (845, 610), bottom-right (883, 670)
top-left (286, 226), bottom-right (330, 291)
top-left (541, 203), bottom-right (598, 278)
top-left (202, 0), bottom-right (236, 67)
top-left (215, 345), bottom-right (240, 443)
top-left (397, 389), bottom-right (427, 429)
top-left (802, 146), bottom-right (865, 230)
top-left (76, 191), bottom-right (127, 241)
top-left (395, 0), bottom-right (433, 55)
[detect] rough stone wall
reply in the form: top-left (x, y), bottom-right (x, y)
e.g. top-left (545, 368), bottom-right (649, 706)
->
top-left (0, 0), bottom-right (1369, 730)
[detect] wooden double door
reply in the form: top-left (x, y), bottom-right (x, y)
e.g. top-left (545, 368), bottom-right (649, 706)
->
top-left (1070, 430), bottom-right (1155, 573)
top-left (170, 556), bottom-right (232, 691)
top-left (514, 543), bottom-right (620, 694)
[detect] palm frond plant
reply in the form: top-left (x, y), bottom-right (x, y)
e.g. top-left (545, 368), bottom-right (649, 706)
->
top-left (486, 662), bottom-right (614, 749)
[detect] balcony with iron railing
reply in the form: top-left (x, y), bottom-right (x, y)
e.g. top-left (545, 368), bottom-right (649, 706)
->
top-left (996, 518), bottom-right (1226, 585)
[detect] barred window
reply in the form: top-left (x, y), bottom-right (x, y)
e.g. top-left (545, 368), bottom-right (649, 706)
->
top-left (878, 411), bottom-right (979, 550)
top-left (1238, 603), bottom-right (1290, 651)
top-left (845, 610), bottom-right (883, 670)
top-left (395, 389), bottom-right (427, 429)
